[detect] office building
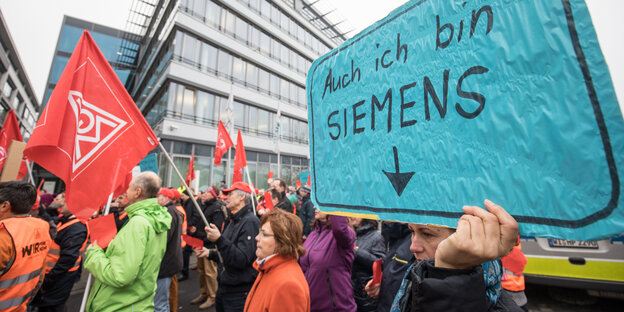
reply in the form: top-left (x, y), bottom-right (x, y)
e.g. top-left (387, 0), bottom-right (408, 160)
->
top-left (129, 0), bottom-right (346, 189)
top-left (0, 9), bottom-right (39, 140)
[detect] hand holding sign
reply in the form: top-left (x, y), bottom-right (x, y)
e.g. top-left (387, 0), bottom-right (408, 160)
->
top-left (435, 200), bottom-right (518, 270)
top-left (308, 0), bottom-right (624, 240)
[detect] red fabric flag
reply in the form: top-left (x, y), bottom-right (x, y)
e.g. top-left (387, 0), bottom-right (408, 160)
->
top-left (32, 179), bottom-right (45, 211)
top-left (306, 174), bottom-right (311, 187)
top-left (296, 180), bottom-right (301, 188)
top-left (267, 171), bottom-right (274, 179)
top-left (0, 110), bottom-right (28, 179)
top-left (233, 130), bottom-right (247, 183)
top-left (181, 234), bottom-right (204, 249)
top-left (265, 192), bottom-right (274, 211)
top-left (87, 214), bottom-right (117, 248)
top-left (23, 30), bottom-right (158, 220)
top-left (372, 259), bottom-right (383, 286)
top-left (185, 154), bottom-right (195, 185)
top-left (214, 121), bottom-right (234, 165)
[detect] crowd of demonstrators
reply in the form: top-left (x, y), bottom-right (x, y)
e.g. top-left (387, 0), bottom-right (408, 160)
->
top-left (300, 209), bottom-right (357, 312)
top-left (349, 218), bottom-right (385, 312)
top-left (31, 193), bottom-right (89, 312)
top-left (0, 181), bottom-right (52, 311)
top-left (1, 173), bottom-right (527, 312)
top-left (83, 172), bottom-right (172, 311)
top-left (154, 188), bottom-right (184, 312)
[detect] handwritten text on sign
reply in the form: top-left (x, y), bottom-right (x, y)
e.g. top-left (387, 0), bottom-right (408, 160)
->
top-left (307, 0), bottom-right (624, 240)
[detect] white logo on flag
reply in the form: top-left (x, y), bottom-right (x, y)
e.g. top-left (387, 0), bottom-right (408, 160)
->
top-left (0, 147), bottom-right (6, 163)
top-left (68, 90), bottom-right (128, 173)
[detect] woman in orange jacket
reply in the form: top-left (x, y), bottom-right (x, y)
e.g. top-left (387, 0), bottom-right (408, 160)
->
top-left (243, 209), bottom-right (310, 312)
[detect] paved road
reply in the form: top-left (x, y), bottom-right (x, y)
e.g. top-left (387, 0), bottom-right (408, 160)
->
top-left (64, 256), bottom-right (621, 312)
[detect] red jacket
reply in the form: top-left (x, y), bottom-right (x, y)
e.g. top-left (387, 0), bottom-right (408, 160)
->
top-left (244, 255), bottom-right (310, 312)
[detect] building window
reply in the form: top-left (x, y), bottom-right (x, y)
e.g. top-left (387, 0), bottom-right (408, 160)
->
top-left (3, 79), bottom-right (14, 99)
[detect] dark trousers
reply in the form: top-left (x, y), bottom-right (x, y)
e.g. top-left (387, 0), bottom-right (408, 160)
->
top-left (182, 245), bottom-right (192, 277)
top-left (35, 305), bottom-right (64, 312)
top-left (215, 289), bottom-right (248, 312)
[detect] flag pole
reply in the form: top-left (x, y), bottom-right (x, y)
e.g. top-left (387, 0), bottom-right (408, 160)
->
top-left (226, 147), bottom-right (232, 187)
top-left (79, 192), bottom-right (113, 312)
top-left (244, 166), bottom-right (257, 215)
top-left (26, 160), bottom-right (35, 186)
top-left (158, 142), bottom-right (209, 227)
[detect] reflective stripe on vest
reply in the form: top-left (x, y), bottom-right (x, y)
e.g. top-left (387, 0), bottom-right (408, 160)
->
top-left (45, 218), bottom-right (88, 274)
top-left (175, 205), bottom-right (187, 248)
top-left (0, 216), bottom-right (51, 311)
top-left (502, 267), bottom-right (525, 291)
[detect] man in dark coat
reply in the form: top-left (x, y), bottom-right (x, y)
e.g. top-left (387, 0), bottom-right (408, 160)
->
top-left (297, 185), bottom-right (315, 237)
top-left (351, 219), bottom-right (385, 312)
top-left (189, 185), bottom-right (227, 309)
top-left (365, 222), bottom-right (414, 312)
top-left (200, 182), bottom-right (259, 312)
top-left (31, 193), bottom-right (88, 312)
top-left (271, 178), bottom-right (292, 213)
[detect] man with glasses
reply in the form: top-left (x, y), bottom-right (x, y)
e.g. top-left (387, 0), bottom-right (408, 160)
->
top-left (197, 182), bottom-right (259, 312)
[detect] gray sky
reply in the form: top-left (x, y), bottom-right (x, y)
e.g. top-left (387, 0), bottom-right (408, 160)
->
top-left (0, 0), bottom-right (621, 106)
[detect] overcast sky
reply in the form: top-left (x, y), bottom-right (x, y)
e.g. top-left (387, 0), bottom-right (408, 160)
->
top-left (0, 0), bottom-right (621, 106)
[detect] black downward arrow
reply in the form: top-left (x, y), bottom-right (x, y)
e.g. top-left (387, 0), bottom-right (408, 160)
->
top-left (382, 146), bottom-right (414, 197)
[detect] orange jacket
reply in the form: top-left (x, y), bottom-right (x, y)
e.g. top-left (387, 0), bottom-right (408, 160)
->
top-left (244, 255), bottom-right (310, 312)
top-left (0, 216), bottom-right (51, 311)
top-left (45, 218), bottom-right (89, 274)
top-left (501, 243), bottom-right (527, 292)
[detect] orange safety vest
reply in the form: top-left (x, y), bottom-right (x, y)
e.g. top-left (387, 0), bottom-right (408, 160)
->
top-left (501, 243), bottom-right (527, 292)
top-left (0, 216), bottom-right (51, 311)
top-left (45, 218), bottom-right (89, 274)
top-left (175, 205), bottom-right (188, 248)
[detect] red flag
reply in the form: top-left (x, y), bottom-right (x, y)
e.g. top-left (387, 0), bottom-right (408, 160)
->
top-left (181, 234), bottom-right (203, 249)
top-left (267, 171), bottom-right (274, 179)
top-left (0, 110), bottom-right (27, 179)
top-left (306, 174), bottom-right (311, 187)
top-left (23, 31), bottom-right (158, 220)
top-left (233, 130), bottom-right (247, 183)
top-left (87, 214), bottom-right (117, 248)
top-left (185, 154), bottom-right (195, 185)
top-left (296, 180), bottom-right (301, 188)
top-left (265, 192), bottom-right (274, 211)
top-left (214, 121), bottom-right (234, 165)
top-left (372, 259), bottom-right (383, 286)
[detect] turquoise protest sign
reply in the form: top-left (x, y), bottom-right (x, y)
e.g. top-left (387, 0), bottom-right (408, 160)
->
top-left (139, 153), bottom-right (158, 173)
top-left (307, 0), bottom-right (624, 240)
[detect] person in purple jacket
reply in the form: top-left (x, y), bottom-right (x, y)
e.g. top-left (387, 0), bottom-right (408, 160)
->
top-left (300, 208), bottom-right (357, 312)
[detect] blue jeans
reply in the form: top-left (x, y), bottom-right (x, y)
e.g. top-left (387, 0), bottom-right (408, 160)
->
top-left (154, 277), bottom-right (172, 312)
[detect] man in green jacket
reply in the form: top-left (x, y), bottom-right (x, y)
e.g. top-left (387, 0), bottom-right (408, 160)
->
top-left (84, 171), bottom-right (172, 312)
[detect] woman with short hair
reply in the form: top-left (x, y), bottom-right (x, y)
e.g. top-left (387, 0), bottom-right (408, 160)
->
top-left (243, 209), bottom-right (310, 312)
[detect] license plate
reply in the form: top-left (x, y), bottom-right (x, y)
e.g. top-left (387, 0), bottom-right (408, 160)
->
top-left (548, 239), bottom-right (599, 249)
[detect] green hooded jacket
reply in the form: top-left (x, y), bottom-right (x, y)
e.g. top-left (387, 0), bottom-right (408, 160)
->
top-left (84, 198), bottom-right (171, 312)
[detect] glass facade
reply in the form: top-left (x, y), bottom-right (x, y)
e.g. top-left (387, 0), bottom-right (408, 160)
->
top-left (42, 17), bottom-right (141, 106)
top-left (159, 139), bottom-right (308, 189)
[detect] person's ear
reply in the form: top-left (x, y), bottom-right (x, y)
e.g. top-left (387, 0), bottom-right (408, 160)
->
top-left (0, 201), bottom-right (11, 213)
